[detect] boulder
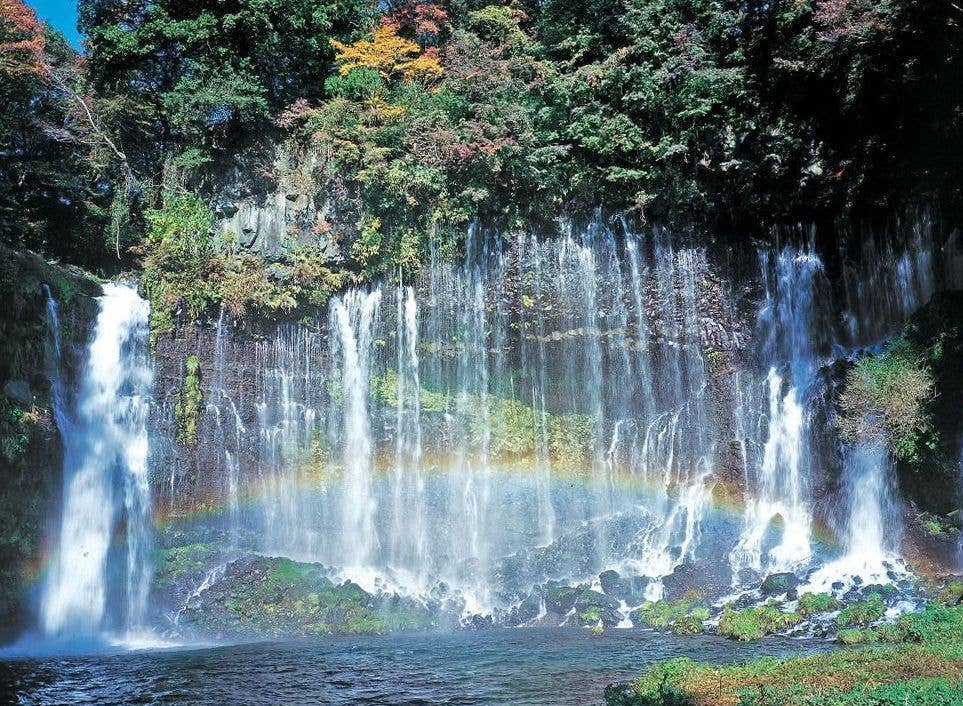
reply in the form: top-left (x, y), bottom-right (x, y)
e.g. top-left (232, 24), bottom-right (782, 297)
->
top-left (544, 585), bottom-right (580, 615)
top-left (574, 589), bottom-right (622, 627)
top-left (760, 572), bottom-right (799, 596)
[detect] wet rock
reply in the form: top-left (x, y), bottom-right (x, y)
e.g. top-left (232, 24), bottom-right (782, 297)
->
top-left (464, 613), bottom-right (494, 630)
top-left (573, 589), bottom-right (622, 627)
top-left (544, 585), bottom-right (580, 615)
top-left (506, 592), bottom-right (542, 626)
top-left (761, 572), bottom-right (799, 596)
top-left (662, 561), bottom-right (729, 602)
top-left (599, 570), bottom-right (622, 596)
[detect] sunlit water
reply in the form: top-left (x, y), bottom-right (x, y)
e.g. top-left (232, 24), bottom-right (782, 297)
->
top-left (0, 630), bottom-right (827, 706)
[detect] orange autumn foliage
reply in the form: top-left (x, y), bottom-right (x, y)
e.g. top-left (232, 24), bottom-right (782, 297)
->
top-left (0, 0), bottom-right (47, 78)
top-left (331, 20), bottom-right (442, 82)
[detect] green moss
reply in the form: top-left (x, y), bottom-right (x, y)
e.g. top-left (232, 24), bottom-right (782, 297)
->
top-left (265, 557), bottom-right (311, 588)
top-left (154, 542), bottom-right (220, 588)
top-left (631, 596), bottom-right (706, 632)
top-left (717, 601), bottom-right (802, 641)
top-left (837, 592), bottom-right (885, 628)
top-left (174, 355), bottom-right (203, 446)
top-left (370, 372), bottom-right (595, 467)
top-left (798, 591), bottom-right (843, 616)
top-left (579, 605), bottom-right (602, 624)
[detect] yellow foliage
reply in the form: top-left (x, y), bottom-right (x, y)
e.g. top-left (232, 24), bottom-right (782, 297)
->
top-left (331, 22), bottom-right (442, 82)
top-left (366, 95), bottom-right (406, 121)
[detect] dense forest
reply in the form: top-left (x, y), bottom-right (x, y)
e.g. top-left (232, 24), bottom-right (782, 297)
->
top-left (2, 0), bottom-right (961, 329)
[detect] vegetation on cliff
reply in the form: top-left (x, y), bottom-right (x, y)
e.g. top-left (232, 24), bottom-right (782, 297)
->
top-left (3, 0), bottom-right (962, 326)
top-left (837, 291), bottom-right (963, 518)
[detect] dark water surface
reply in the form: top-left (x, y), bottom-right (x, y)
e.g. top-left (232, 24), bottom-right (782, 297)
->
top-left (0, 629), bottom-right (828, 705)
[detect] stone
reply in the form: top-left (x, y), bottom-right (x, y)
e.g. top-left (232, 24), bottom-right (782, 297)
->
top-left (760, 572), bottom-right (799, 596)
top-left (544, 585), bottom-right (580, 615)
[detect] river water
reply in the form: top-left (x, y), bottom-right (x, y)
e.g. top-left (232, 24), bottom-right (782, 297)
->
top-left (0, 630), bottom-right (827, 705)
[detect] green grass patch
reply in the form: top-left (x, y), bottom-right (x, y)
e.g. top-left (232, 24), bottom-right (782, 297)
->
top-left (836, 592), bottom-right (885, 628)
top-left (717, 601), bottom-right (802, 641)
top-left (609, 603), bottom-right (963, 705)
top-left (797, 592), bottom-right (842, 616)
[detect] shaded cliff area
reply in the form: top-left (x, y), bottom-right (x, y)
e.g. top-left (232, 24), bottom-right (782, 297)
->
top-left (0, 246), bottom-right (101, 639)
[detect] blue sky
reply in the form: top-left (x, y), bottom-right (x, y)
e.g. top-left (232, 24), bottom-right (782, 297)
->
top-left (28, 0), bottom-right (82, 49)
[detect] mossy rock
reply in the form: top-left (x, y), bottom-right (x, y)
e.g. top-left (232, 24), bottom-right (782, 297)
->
top-left (181, 555), bottom-right (439, 638)
top-left (760, 572), bottom-right (799, 596)
top-left (544, 585), bottom-right (580, 615)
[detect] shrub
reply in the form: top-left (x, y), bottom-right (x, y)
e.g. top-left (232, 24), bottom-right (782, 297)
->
top-left (671, 609), bottom-right (710, 636)
top-left (837, 337), bottom-right (936, 462)
top-left (837, 628), bottom-right (876, 645)
top-left (140, 192), bottom-right (216, 334)
top-left (632, 595), bottom-right (704, 631)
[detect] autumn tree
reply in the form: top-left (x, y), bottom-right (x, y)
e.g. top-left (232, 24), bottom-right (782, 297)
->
top-left (331, 20), bottom-right (444, 82)
top-left (0, 0), bottom-right (45, 77)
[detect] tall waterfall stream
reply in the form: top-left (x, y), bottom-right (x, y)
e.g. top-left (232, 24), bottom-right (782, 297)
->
top-left (40, 283), bottom-right (155, 643)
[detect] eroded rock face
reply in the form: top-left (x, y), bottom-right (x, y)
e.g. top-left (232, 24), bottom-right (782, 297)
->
top-left (210, 147), bottom-right (342, 262)
top-left (148, 228), bottom-right (755, 515)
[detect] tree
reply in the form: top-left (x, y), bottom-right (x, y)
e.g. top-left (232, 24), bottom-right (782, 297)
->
top-left (0, 1), bottom-right (107, 263)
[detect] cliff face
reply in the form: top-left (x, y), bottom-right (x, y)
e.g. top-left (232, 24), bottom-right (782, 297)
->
top-left (146, 207), bottom-right (963, 585)
top-left (0, 247), bottom-right (101, 637)
top-left (148, 224), bottom-right (754, 513)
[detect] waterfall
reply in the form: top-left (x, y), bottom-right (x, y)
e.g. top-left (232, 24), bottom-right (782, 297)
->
top-left (330, 288), bottom-right (382, 569)
top-left (806, 440), bottom-right (903, 590)
top-left (389, 285), bottom-right (428, 585)
top-left (257, 324), bottom-right (325, 557)
top-left (40, 283), bottom-right (154, 640)
top-left (163, 211), bottom-right (954, 618)
top-left (191, 216), bottom-right (725, 612)
top-left (207, 307), bottom-right (244, 544)
top-left (732, 248), bottom-right (826, 577)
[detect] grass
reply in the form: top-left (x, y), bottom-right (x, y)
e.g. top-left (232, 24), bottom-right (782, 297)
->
top-left (836, 592), bottom-right (885, 628)
top-left (717, 601), bottom-right (802, 641)
top-left (631, 594), bottom-right (708, 633)
top-left (797, 592), bottom-right (842, 616)
top-left (607, 603), bottom-right (963, 705)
